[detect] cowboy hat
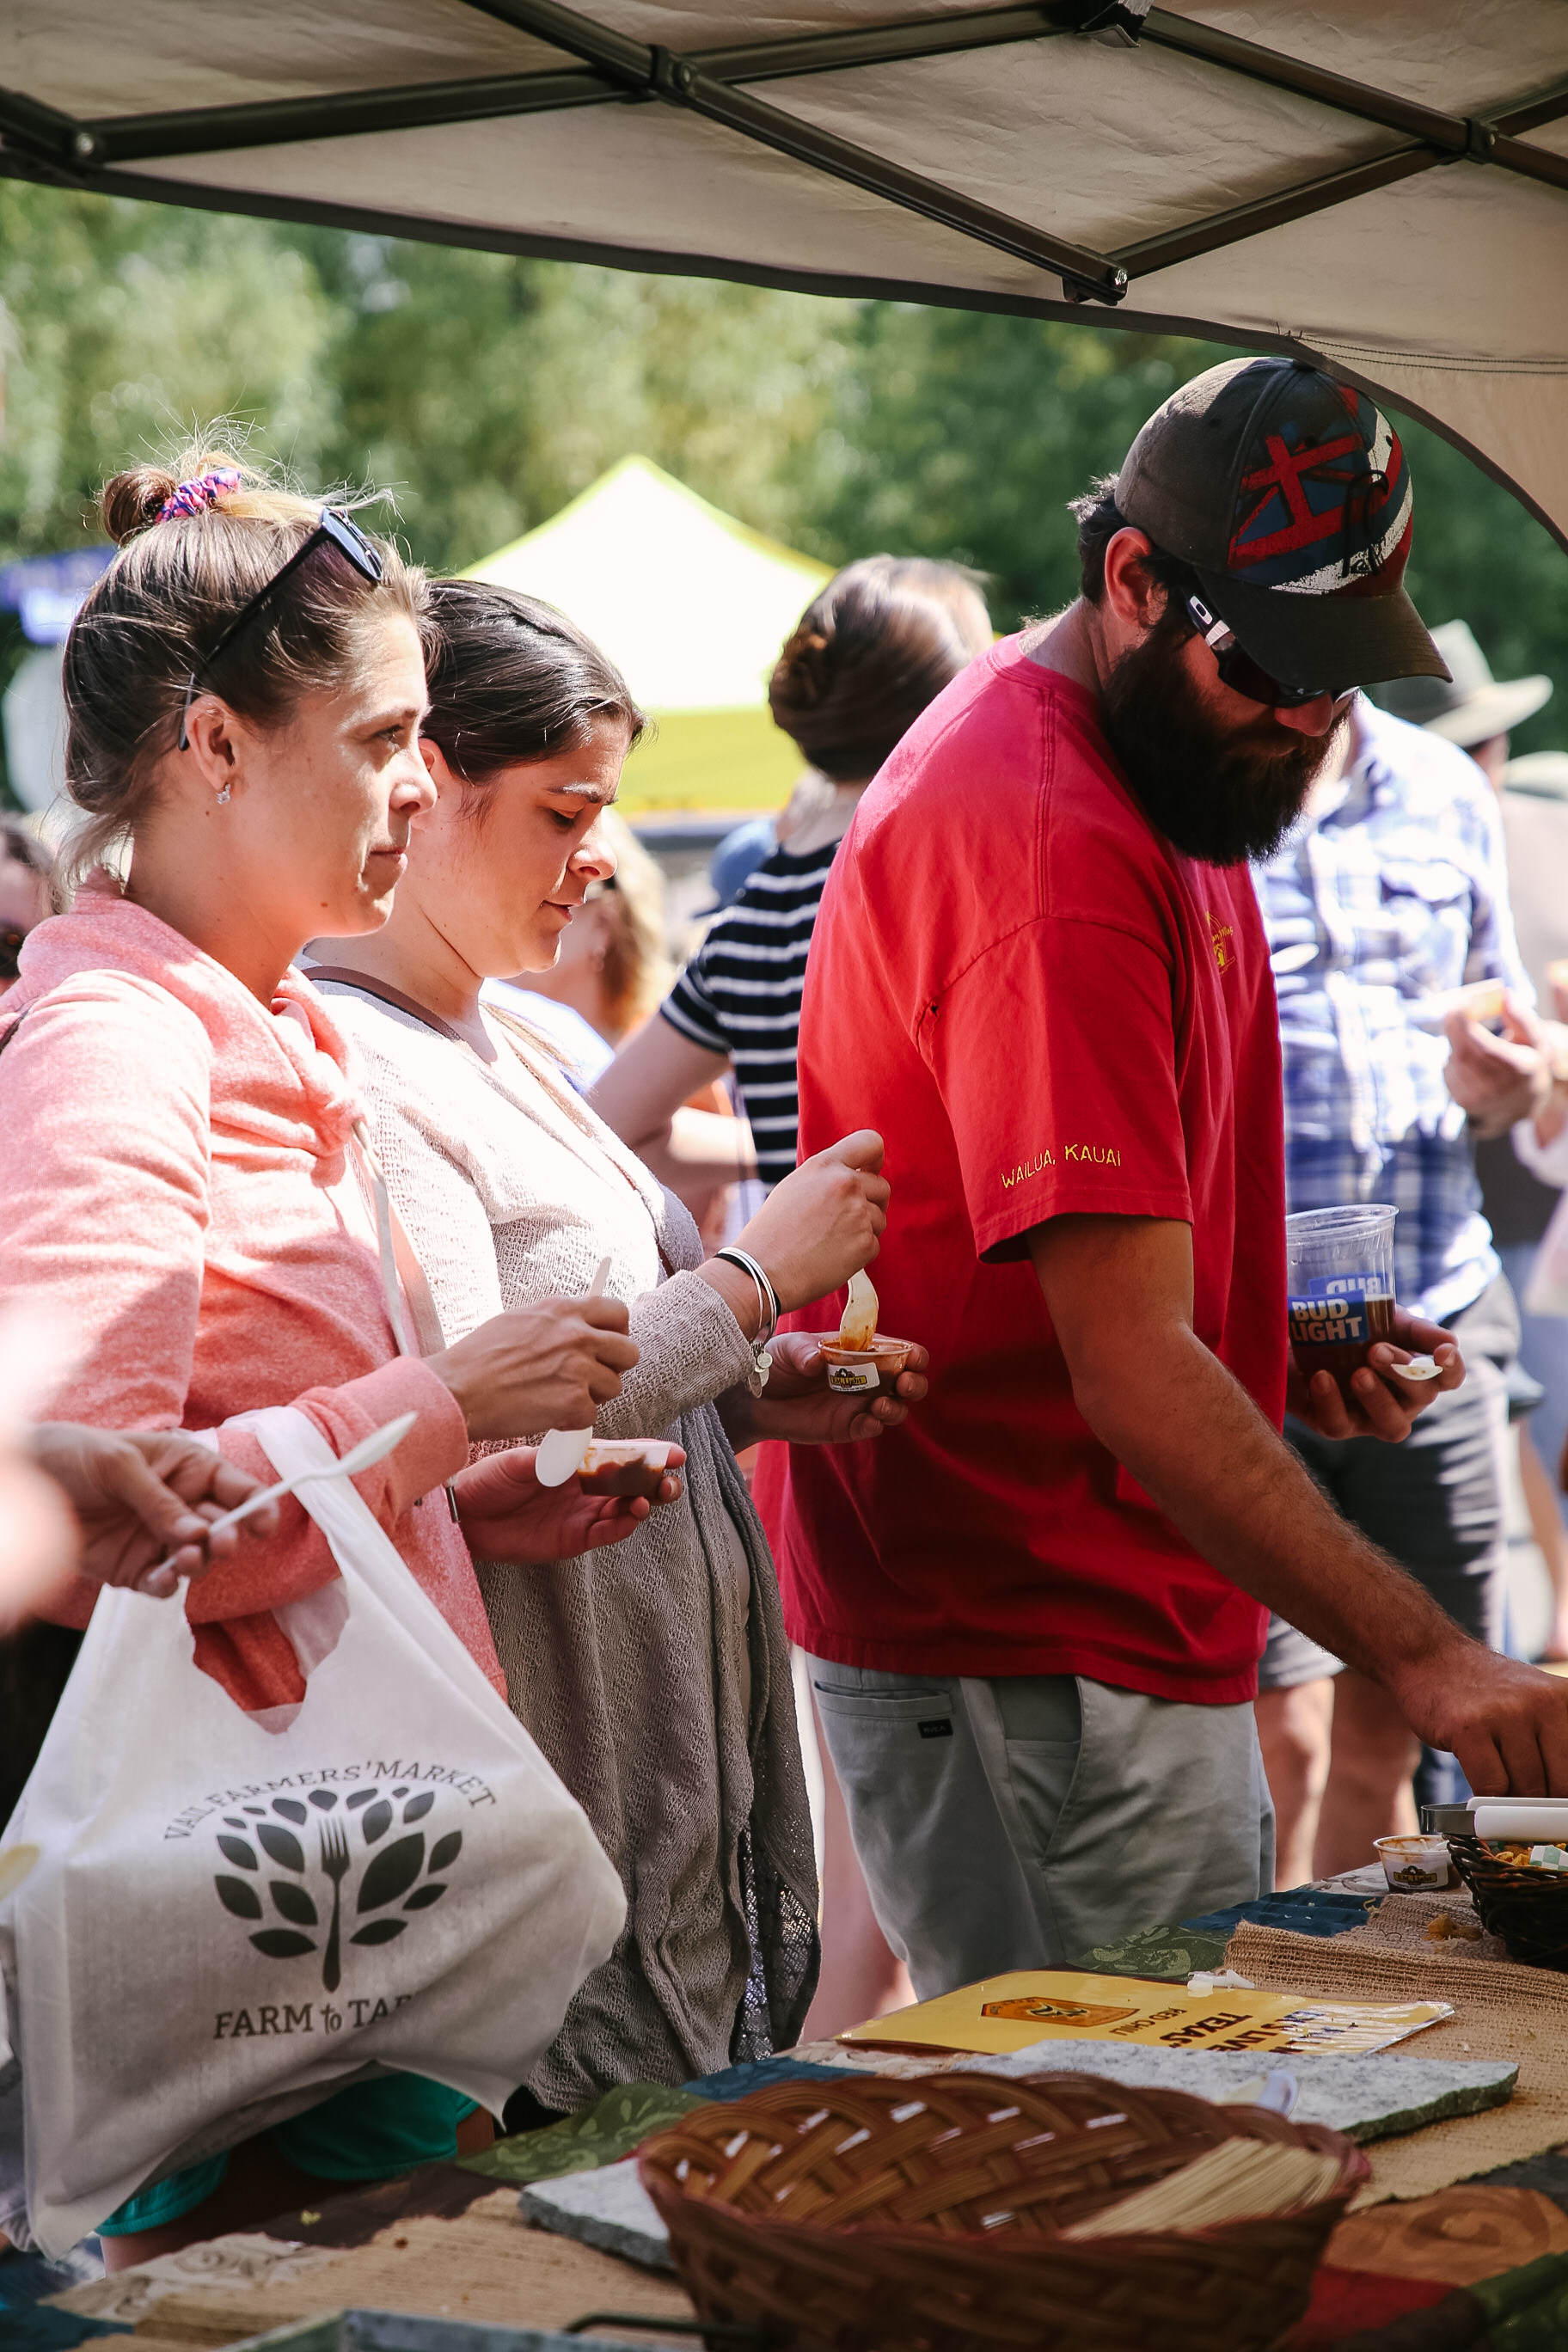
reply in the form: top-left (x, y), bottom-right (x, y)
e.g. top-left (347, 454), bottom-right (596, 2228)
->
top-left (1504, 750), bottom-right (1568, 801)
top-left (1370, 619), bottom-right (1552, 746)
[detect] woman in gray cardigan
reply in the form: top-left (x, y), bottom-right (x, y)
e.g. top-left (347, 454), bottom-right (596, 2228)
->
top-left (312, 580), bottom-right (927, 2121)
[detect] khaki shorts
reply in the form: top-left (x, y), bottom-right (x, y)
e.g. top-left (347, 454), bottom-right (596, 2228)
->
top-left (806, 1660), bottom-right (1274, 2002)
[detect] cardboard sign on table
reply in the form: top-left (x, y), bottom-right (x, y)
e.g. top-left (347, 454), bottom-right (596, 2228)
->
top-left (837, 1969), bottom-right (1452, 2060)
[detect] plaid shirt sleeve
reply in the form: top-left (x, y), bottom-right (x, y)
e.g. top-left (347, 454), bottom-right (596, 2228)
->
top-left (1253, 701), bottom-right (1525, 1322)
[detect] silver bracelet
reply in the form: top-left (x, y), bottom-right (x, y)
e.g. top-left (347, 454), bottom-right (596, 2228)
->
top-left (715, 1246), bottom-right (780, 1395)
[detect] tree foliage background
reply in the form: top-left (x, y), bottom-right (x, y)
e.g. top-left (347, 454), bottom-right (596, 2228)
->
top-left (1, 177), bottom-right (1564, 800)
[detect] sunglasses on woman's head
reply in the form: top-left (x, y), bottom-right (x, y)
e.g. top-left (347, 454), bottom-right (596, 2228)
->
top-left (1183, 593), bottom-right (1354, 714)
top-left (179, 508), bottom-right (383, 750)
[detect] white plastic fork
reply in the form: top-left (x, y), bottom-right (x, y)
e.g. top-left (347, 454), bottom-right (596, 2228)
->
top-left (145, 1410), bottom-right (419, 1581)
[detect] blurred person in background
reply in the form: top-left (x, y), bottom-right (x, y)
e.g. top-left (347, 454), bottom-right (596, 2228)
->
top-left (707, 812), bottom-right (777, 911)
top-left (483, 744), bottom-right (745, 1243)
top-left (591, 554), bottom-right (990, 2036)
top-left (1253, 646), bottom-right (1564, 1884)
top-left (483, 809), bottom-right (672, 1089)
top-left (0, 819), bottom-right (60, 994)
top-left (590, 557), bottom-right (992, 1192)
top-left (1375, 619), bottom-right (1552, 792)
top-left (1376, 626), bottom-right (1568, 1660)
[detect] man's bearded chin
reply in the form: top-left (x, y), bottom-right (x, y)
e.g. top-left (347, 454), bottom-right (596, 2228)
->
top-left (1100, 625), bottom-right (1338, 867)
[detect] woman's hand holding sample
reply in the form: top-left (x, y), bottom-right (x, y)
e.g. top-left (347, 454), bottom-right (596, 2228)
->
top-left (704, 1130), bottom-right (890, 1327)
top-left (429, 1294), bottom-right (640, 1440)
top-left (451, 1441), bottom-right (685, 1561)
top-left (720, 1330), bottom-right (929, 1448)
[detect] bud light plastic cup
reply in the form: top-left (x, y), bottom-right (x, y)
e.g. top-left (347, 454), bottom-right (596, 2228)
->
top-left (1285, 1204), bottom-right (1397, 1393)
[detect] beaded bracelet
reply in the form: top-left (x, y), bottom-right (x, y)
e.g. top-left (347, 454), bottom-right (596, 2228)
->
top-left (714, 1246), bottom-right (781, 1395)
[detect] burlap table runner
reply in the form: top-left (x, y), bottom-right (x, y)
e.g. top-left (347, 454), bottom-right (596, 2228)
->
top-left (1338, 1890), bottom-right (1509, 1965)
top-left (1225, 1920), bottom-right (1568, 2204)
top-left (45, 2184), bottom-right (698, 2351)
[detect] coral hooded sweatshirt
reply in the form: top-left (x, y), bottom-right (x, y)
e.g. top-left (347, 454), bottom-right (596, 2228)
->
top-left (0, 874), bottom-right (502, 1710)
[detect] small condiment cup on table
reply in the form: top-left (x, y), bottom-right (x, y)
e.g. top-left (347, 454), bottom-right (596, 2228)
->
top-left (1375, 1834), bottom-right (1452, 1890)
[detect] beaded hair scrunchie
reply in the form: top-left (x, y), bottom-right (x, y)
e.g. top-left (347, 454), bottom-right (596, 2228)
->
top-left (156, 466), bottom-right (242, 523)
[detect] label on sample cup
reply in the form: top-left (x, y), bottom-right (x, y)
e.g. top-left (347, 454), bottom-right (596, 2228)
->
top-left (827, 1362), bottom-right (880, 1392)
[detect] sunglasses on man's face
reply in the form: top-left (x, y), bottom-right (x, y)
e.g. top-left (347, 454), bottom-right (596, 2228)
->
top-left (1183, 593), bottom-right (1355, 715)
top-left (179, 507), bottom-right (383, 750)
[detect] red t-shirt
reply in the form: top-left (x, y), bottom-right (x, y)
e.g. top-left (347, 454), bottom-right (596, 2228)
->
top-left (776, 635), bottom-right (1285, 1705)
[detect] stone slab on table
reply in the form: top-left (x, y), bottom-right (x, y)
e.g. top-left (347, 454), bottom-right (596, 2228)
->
top-left (947, 2039), bottom-right (1518, 2144)
top-left (519, 2162), bottom-right (672, 2272)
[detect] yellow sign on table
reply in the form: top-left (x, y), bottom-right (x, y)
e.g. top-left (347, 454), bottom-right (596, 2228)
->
top-left (838, 1970), bottom-right (1452, 2060)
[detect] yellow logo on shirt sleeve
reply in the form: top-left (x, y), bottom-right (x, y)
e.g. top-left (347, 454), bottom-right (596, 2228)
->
top-left (1001, 1144), bottom-right (1123, 1190)
top-left (1001, 1150), bottom-right (1054, 1190)
top-left (1207, 910), bottom-right (1235, 975)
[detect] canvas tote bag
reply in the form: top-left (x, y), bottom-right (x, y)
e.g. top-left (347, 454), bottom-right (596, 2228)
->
top-left (0, 1402), bottom-right (626, 2257)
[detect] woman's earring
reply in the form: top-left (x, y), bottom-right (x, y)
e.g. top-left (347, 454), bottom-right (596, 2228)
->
top-left (217, 783), bottom-right (231, 805)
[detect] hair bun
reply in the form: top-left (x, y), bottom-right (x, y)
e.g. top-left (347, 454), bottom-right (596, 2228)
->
top-left (101, 464), bottom-right (181, 548)
top-left (769, 624), bottom-right (834, 713)
top-left (768, 554), bottom-right (991, 783)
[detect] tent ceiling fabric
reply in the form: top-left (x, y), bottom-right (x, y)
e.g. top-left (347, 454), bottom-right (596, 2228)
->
top-left (2, 3), bottom-right (1565, 539)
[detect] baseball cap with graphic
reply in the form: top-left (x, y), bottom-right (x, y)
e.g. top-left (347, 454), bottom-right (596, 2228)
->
top-left (1115, 356), bottom-right (1450, 692)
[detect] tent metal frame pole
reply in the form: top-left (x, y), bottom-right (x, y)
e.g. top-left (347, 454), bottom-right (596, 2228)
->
top-left (1141, 13), bottom-right (1568, 194)
top-left (0, 85), bottom-right (94, 170)
top-left (456, 0), bottom-right (1130, 302)
top-left (0, 0), bottom-right (1563, 291)
top-left (82, 71), bottom-right (616, 159)
top-left (695, 3), bottom-right (1084, 82)
top-left (44, 8), bottom-right (1098, 163)
top-left (1112, 147), bottom-right (1439, 278)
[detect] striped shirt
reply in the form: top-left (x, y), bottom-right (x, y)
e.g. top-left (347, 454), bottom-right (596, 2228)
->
top-left (661, 842), bottom-right (838, 1187)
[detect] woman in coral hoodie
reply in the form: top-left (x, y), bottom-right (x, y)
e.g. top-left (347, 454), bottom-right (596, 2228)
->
top-left (0, 452), bottom-right (676, 2257)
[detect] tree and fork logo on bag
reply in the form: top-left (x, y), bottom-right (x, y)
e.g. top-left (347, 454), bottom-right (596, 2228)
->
top-left (212, 1781), bottom-right (462, 1994)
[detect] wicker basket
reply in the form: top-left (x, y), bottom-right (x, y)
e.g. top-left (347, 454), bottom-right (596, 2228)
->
top-left (637, 2070), bottom-right (1369, 2352)
top-left (1449, 1834), bottom-right (1568, 1969)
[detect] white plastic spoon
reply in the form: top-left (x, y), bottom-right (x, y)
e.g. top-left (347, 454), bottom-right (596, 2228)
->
top-left (1391, 1355), bottom-right (1442, 1382)
top-left (537, 1257), bottom-right (612, 1488)
top-left (838, 1267), bottom-right (879, 1351)
top-left (145, 1410), bottom-right (419, 1579)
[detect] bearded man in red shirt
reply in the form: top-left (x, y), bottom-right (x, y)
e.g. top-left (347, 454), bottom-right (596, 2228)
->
top-left (777, 357), bottom-right (1568, 1994)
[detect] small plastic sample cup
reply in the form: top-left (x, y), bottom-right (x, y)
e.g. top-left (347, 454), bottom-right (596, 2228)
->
top-left (1375, 1834), bottom-right (1451, 1891)
top-left (1286, 1204), bottom-right (1397, 1393)
top-left (576, 1440), bottom-right (675, 1498)
top-left (817, 1336), bottom-right (915, 1393)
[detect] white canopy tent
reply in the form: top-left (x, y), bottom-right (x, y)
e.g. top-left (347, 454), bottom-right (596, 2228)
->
top-left (1, 3), bottom-right (1564, 542)
top-left (466, 456), bottom-right (830, 812)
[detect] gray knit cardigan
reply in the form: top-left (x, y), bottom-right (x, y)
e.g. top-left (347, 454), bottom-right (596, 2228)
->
top-left (320, 983), bottom-right (818, 2111)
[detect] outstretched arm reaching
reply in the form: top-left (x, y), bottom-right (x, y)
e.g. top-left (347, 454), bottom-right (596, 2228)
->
top-left (1030, 1211), bottom-right (1568, 1798)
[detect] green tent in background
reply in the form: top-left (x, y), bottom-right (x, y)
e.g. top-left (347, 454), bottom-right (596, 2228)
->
top-left (463, 456), bottom-right (830, 817)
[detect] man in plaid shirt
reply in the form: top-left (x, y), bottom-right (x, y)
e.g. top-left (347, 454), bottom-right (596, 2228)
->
top-left (1253, 695), bottom-right (1558, 1880)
